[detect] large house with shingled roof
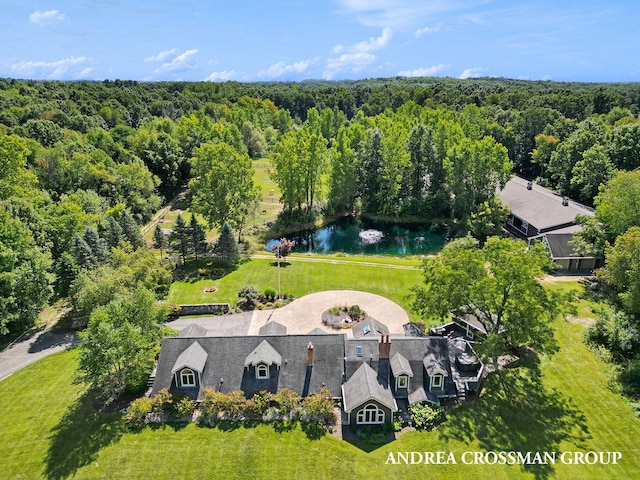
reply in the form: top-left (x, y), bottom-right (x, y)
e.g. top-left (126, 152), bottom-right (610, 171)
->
top-left (151, 323), bottom-right (483, 426)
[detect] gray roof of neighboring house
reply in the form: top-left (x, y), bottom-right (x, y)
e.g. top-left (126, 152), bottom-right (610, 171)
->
top-left (500, 176), bottom-right (593, 233)
top-left (342, 362), bottom-right (397, 412)
top-left (258, 321), bottom-right (287, 336)
top-left (351, 317), bottom-right (389, 338)
top-left (244, 340), bottom-right (283, 367)
top-left (540, 233), bottom-right (599, 260)
top-left (179, 323), bottom-right (208, 337)
top-left (390, 352), bottom-right (413, 377)
top-left (171, 341), bottom-right (208, 374)
top-left (152, 334), bottom-right (345, 401)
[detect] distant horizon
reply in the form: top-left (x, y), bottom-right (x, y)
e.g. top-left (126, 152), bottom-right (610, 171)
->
top-left (3, 75), bottom-right (640, 86)
top-left (2, 1), bottom-right (639, 83)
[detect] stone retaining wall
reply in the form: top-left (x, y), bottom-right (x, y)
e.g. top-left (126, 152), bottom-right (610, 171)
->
top-left (178, 303), bottom-right (230, 316)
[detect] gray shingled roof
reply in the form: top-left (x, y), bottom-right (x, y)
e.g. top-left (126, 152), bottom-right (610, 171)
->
top-left (390, 352), bottom-right (413, 377)
top-left (259, 321), bottom-right (287, 336)
top-left (151, 334), bottom-right (346, 401)
top-left (171, 341), bottom-right (208, 374)
top-left (351, 317), bottom-right (389, 338)
top-left (500, 176), bottom-right (593, 233)
top-left (244, 340), bottom-right (283, 367)
top-left (541, 232), bottom-right (599, 260)
top-left (423, 352), bottom-right (448, 377)
top-left (342, 362), bottom-right (397, 412)
top-left (407, 386), bottom-right (439, 405)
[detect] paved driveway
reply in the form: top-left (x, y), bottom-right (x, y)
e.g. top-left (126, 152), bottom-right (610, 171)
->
top-left (248, 290), bottom-right (409, 336)
top-left (0, 328), bottom-right (79, 382)
top-left (166, 312), bottom-right (253, 336)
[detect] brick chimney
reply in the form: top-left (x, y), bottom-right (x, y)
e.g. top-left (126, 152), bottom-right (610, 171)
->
top-left (307, 342), bottom-right (314, 366)
top-left (378, 334), bottom-right (391, 359)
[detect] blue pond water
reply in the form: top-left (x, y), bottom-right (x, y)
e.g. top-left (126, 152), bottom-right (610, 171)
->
top-left (266, 217), bottom-right (446, 256)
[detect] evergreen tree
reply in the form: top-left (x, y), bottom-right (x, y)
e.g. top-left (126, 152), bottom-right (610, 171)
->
top-left (72, 233), bottom-right (98, 270)
top-left (189, 214), bottom-right (208, 260)
top-left (153, 225), bottom-right (167, 258)
top-left (214, 221), bottom-right (239, 267)
top-left (120, 211), bottom-right (144, 248)
top-left (54, 252), bottom-right (80, 298)
top-left (83, 227), bottom-right (111, 265)
top-left (170, 214), bottom-right (190, 265)
top-left (103, 216), bottom-right (124, 248)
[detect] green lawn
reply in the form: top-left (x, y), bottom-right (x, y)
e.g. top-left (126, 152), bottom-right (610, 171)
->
top-left (166, 257), bottom-right (423, 321)
top-left (2, 311), bottom-right (639, 479)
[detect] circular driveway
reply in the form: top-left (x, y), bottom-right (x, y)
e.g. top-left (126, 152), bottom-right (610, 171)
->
top-left (248, 290), bottom-right (409, 336)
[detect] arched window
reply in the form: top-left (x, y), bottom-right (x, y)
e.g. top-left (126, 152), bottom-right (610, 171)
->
top-left (256, 364), bottom-right (269, 379)
top-left (180, 368), bottom-right (196, 387)
top-left (356, 403), bottom-right (385, 424)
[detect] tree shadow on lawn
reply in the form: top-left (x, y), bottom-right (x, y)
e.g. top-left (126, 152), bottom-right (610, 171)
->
top-left (45, 393), bottom-right (126, 480)
top-left (438, 357), bottom-right (591, 480)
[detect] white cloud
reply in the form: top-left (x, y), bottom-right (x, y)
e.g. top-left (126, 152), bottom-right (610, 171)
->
top-left (258, 58), bottom-right (318, 79)
top-left (148, 49), bottom-right (198, 78)
top-left (11, 56), bottom-right (90, 79)
top-left (353, 27), bottom-right (393, 52)
top-left (326, 28), bottom-right (391, 78)
top-left (415, 22), bottom-right (443, 38)
top-left (204, 70), bottom-right (238, 82)
top-left (29, 10), bottom-right (65, 25)
top-left (323, 52), bottom-right (376, 79)
top-left (397, 64), bottom-right (448, 77)
top-left (334, 27), bottom-right (392, 54)
top-left (144, 48), bottom-right (179, 63)
top-left (74, 67), bottom-right (96, 79)
top-left (459, 67), bottom-right (486, 79)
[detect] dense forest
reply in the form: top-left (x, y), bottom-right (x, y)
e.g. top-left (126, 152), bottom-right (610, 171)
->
top-left (2, 76), bottom-right (640, 397)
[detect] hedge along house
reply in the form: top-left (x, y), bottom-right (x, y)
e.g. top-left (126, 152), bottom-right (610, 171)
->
top-left (500, 176), bottom-right (601, 271)
top-left (151, 327), bottom-right (483, 427)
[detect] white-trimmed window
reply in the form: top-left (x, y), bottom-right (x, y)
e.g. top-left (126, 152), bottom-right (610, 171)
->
top-left (180, 368), bottom-right (196, 387)
top-left (397, 375), bottom-right (408, 389)
top-left (356, 403), bottom-right (385, 424)
top-left (256, 364), bottom-right (269, 379)
top-left (431, 374), bottom-right (443, 389)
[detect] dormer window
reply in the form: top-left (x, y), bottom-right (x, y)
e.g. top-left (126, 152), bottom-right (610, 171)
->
top-left (431, 374), bottom-right (443, 389)
top-left (256, 363), bottom-right (269, 379)
top-left (180, 368), bottom-right (196, 387)
top-left (397, 374), bottom-right (408, 389)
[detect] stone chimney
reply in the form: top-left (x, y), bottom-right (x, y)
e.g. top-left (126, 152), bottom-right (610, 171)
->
top-left (378, 334), bottom-right (391, 359)
top-left (307, 342), bottom-right (314, 366)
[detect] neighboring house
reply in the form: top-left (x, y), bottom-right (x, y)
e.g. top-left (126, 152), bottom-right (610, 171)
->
top-left (151, 327), bottom-right (483, 426)
top-left (500, 176), bottom-right (600, 270)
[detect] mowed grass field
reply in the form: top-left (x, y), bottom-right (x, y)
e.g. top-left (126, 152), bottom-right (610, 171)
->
top-left (2, 303), bottom-right (639, 478)
top-left (166, 257), bottom-right (423, 321)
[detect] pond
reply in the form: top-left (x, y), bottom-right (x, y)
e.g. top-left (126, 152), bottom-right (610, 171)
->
top-left (266, 217), bottom-right (446, 256)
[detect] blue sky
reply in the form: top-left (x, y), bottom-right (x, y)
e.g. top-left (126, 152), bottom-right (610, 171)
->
top-left (1, 0), bottom-right (639, 82)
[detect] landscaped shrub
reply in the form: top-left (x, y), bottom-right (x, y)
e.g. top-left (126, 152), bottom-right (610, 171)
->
top-left (167, 303), bottom-right (182, 318)
top-left (127, 397), bottom-right (153, 424)
top-left (264, 288), bottom-right (276, 300)
top-left (408, 402), bottom-right (444, 430)
top-left (152, 388), bottom-right (173, 413)
top-left (238, 285), bottom-right (259, 302)
top-left (199, 388), bottom-right (227, 425)
top-left (300, 387), bottom-right (336, 425)
top-left (322, 305), bottom-right (368, 329)
top-left (174, 396), bottom-right (196, 418)
top-left (257, 303), bottom-right (264, 310)
top-left (265, 302), bottom-right (274, 308)
top-left (274, 388), bottom-right (300, 418)
top-left (224, 390), bottom-right (249, 418)
top-left (248, 390), bottom-right (274, 417)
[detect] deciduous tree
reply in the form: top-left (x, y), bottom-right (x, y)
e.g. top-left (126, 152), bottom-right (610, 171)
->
top-left (410, 236), bottom-right (569, 364)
